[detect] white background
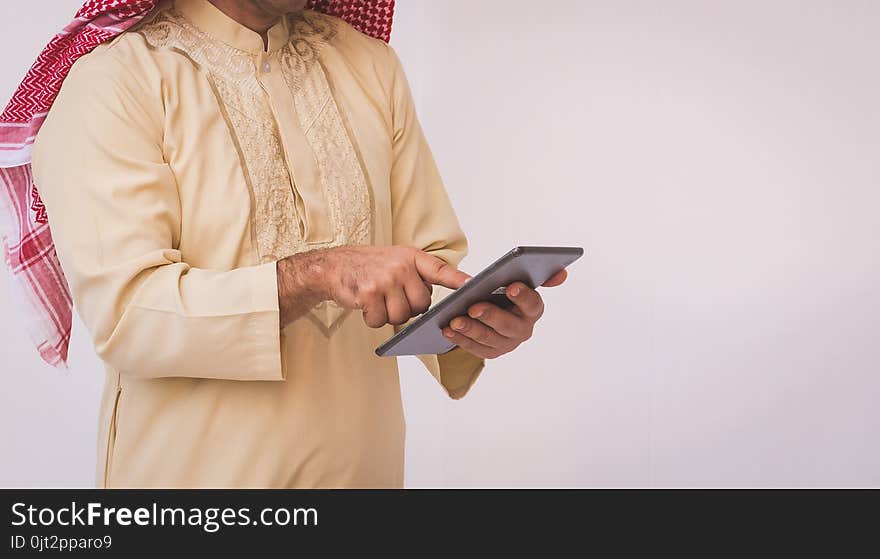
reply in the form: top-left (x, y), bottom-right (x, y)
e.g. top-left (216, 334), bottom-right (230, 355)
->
top-left (1, 0), bottom-right (878, 488)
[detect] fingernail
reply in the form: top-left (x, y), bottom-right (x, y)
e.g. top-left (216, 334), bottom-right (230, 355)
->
top-left (471, 309), bottom-right (484, 318)
top-left (509, 287), bottom-right (521, 297)
top-left (452, 319), bottom-right (466, 331)
top-left (443, 329), bottom-right (455, 339)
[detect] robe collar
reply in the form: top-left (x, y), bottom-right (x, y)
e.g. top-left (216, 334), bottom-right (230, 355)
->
top-left (175, 0), bottom-right (291, 54)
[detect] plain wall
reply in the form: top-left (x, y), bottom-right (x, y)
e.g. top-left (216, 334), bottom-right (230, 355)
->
top-left (1, 0), bottom-right (878, 488)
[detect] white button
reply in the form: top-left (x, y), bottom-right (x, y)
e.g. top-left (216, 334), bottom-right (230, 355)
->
top-left (262, 61), bottom-right (271, 73)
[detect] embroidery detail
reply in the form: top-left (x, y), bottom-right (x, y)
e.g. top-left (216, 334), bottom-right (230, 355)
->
top-left (137, 7), bottom-right (373, 333)
top-left (282, 13), bottom-right (372, 258)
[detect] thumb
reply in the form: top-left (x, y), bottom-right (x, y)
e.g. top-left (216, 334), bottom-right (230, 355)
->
top-left (414, 252), bottom-right (471, 290)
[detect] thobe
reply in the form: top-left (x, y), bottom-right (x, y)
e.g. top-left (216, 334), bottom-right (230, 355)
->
top-left (31, 0), bottom-right (485, 488)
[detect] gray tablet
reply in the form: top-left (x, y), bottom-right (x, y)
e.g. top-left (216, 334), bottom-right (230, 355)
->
top-left (375, 246), bottom-right (584, 357)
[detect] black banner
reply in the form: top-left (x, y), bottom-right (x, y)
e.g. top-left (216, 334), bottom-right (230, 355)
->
top-left (0, 490), bottom-right (875, 555)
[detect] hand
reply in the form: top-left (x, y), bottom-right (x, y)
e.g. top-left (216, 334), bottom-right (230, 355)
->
top-left (441, 269), bottom-right (569, 359)
top-left (281, 246), bottom-right (471, 328)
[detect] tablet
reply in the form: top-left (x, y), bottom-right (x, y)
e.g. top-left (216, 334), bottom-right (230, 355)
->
top-left (375, 246), bottom-right (584, 357)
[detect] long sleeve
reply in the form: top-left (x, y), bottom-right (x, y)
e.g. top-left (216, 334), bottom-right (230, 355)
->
top-left (386, 45), bottom-right (485, 399)
top-left (31, 51), bottom-right (283, 382)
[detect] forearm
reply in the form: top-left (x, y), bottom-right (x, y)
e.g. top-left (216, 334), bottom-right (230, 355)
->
top-left (277, 249), bottom-right (335, 328)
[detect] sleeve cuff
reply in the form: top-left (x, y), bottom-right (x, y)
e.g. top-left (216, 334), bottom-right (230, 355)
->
top-left (245, 260), bottom-right (284, 381)
top-left (418, 347), bottom-right (486, 400)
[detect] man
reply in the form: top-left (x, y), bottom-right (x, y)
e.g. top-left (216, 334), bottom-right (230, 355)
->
top-left (12, 0), bottom-right (566, 488)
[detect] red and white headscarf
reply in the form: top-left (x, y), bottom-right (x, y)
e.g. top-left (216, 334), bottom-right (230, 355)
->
top-left (0, 0), bottom-right (396, 368)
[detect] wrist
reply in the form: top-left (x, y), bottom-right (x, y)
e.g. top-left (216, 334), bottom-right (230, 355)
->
top-left (281, 249), bottom-right (336, 304)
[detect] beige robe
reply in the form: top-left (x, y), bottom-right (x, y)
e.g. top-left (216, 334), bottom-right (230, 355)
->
top-left (32, 0), bottom-right (484, 488)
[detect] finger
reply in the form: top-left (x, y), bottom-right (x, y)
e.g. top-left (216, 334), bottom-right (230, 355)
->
top-left (442, 328), bottom-right (501, 360)
top-left (448, 315), bottom-right (512, 349)
top-left (465, 302), bottom-right (524, 338)
top-left (404, 279), bottom-right (433, 315)
top-left (385, 286), bottom-right (413, 326)
top-left (542, 269), bottom-right (568, 288)
top-left (506, 282), bottom-right (544, 319)
top-left (361, 292), bottom-right (388, 328)
top-left (414, 252), bottom-right (471, 290)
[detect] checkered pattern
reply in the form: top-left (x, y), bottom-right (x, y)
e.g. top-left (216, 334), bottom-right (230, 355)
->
top-left (307, 0), bottom-right (395, 43)
top-left (0, 0), bottom-right (396, 369)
